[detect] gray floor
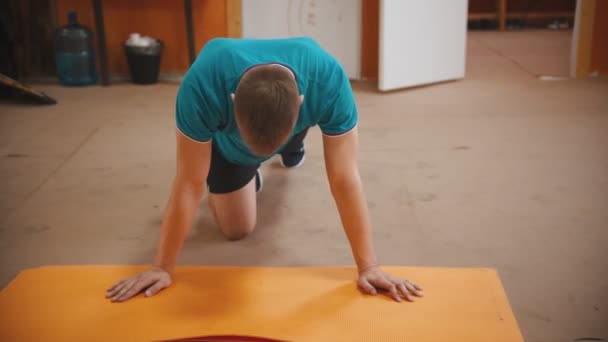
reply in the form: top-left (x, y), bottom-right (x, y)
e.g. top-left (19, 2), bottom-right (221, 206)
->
top-left (1, 31), bottom-right (607, 341)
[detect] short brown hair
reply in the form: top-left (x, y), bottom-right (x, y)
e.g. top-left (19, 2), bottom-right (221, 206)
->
top-left (234, 65), bottom-right (300, 156)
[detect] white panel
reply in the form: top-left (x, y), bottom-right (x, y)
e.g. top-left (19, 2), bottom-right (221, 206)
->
top-left (379, 0), bottom-right (468, 91)
top-left (242, 0), bottom-right (361, 79)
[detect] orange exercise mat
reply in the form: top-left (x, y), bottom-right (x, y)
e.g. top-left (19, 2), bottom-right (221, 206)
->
top-left (0, 266), bottom-right (523, 342)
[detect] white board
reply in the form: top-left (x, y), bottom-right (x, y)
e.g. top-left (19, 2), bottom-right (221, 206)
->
top-left (379, 0), bottom-right (468, 91)
top-left (242, 0), bottom-right (361, 79)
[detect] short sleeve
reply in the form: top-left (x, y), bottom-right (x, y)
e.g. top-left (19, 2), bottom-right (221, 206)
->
top-left (318, 68), bottom-right (358, 136)
top-left (175, 70), bottom-right (221, 142)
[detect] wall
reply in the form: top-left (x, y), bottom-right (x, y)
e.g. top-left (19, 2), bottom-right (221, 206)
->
top-left (590, 0), bottom-right (608, 75)
top-left (241, 0), bottom-right (361, 79)
top-left (55, 0), bottom-right (231, 74)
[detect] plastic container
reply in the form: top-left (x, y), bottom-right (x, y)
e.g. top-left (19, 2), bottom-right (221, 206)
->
top-left (54, 12), bottom-right (98, 86)
top-left (124, 37), bottom-right (163, 85)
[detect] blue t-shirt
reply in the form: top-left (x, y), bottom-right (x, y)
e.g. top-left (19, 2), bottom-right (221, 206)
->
top-left (176, 37), bottom-right (358, 165)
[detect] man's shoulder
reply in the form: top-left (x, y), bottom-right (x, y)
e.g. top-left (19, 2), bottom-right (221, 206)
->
top-left (184, 39), bottom-right (235, 84)
top-left (198, 38), bottom-right (233, 58)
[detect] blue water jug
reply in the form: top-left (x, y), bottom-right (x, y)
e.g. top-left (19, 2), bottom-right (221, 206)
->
top-left (54, 12), bottom-right (98, 86)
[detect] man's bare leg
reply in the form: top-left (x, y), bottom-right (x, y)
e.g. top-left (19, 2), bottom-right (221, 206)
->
top-left (208, 177), bottom-right (257, 240)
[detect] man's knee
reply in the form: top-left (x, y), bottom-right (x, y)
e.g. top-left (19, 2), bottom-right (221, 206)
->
top-left (220, 220), bottom-right (256, 241)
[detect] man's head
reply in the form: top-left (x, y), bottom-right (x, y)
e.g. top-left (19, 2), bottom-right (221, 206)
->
top-left (232, 64), bottom-right (303, 157)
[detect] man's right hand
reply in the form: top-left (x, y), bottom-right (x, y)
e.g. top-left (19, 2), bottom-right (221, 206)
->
top-left (105, 267), bottom-right (172, 302)
top-left (105, 130), bottom-right (210, 303)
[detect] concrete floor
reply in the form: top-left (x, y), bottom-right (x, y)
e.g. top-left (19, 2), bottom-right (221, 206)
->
top-left (1, 31), bottom-right (607, 341)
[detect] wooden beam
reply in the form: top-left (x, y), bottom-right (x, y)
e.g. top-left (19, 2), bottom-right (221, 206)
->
top-left (226, 0), bottom-right (242, 38)
top-left (468, 13), bottom-right (500, 20)
top-left (184, 0), bottom-right (196, 65)
top-left (590, 0), bottom-right (608, 74)
top-left (506, 11), bottom-right (575, 19)
top-left (92, 0), bottom-right (109, 85)
top-left (469, 11), bottom-right (575, 21)
top-left (498, 0), bottom-right (507, 31)
top-left (360, 0), bottom-right (380, 79)
top-left (571, 0), bottom-right (596, 78)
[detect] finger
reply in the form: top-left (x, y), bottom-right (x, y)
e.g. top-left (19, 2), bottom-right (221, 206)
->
top-left (405, 281), bottom-right (424, 297)
top-left (112, 279), bottom-right (136, 302)
top-left (145, 280), bottom-right (169, 297)
top-left (373, 276), bottom-right (401, 302)
top-left (388, 283), bottom-right (401, 302)
top-left (397, 283), bottom-right (414, 302)
top-left (106, 279), bottom-right (127, 294)
top-left (118, 279), bottom-right (151, 302)
top-left (413, 282), bottom-right (423, 291)
top-left (117, 275), bottom-right (160, 302)
top-left (357, 278), bottom-right (377, 295)
top-left (106, 280), bottom-right (129, 298)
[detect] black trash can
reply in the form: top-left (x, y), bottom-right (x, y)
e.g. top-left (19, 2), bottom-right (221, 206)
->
top-left (124, 40), bottom-right (163, 85)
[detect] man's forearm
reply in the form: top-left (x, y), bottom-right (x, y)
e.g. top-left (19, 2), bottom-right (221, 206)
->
top-left (329, 172), bottom-right (378, 271)
top-left (153, 180), bottom-right (205, 273)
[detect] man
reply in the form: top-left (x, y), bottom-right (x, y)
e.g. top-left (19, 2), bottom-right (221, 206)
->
top-left (106, 37), bottom-right (423, 303)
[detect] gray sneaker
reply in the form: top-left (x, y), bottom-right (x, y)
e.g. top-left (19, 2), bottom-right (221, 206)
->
top-left (280, 145), bottom-right (305, 168)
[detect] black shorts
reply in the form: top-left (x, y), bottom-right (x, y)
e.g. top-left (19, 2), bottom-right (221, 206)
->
top-left (207, 128), bottom-right (309, 194)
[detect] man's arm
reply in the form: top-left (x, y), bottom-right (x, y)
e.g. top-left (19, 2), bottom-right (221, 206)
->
top-left (323, 127), bottom-right (423, 302)
top-left (106, 128), bottom-right (210, 302)
top-left (322, 127), bottom-right (377, 271)
top-left (154, 129), bottom-right (212, 272)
